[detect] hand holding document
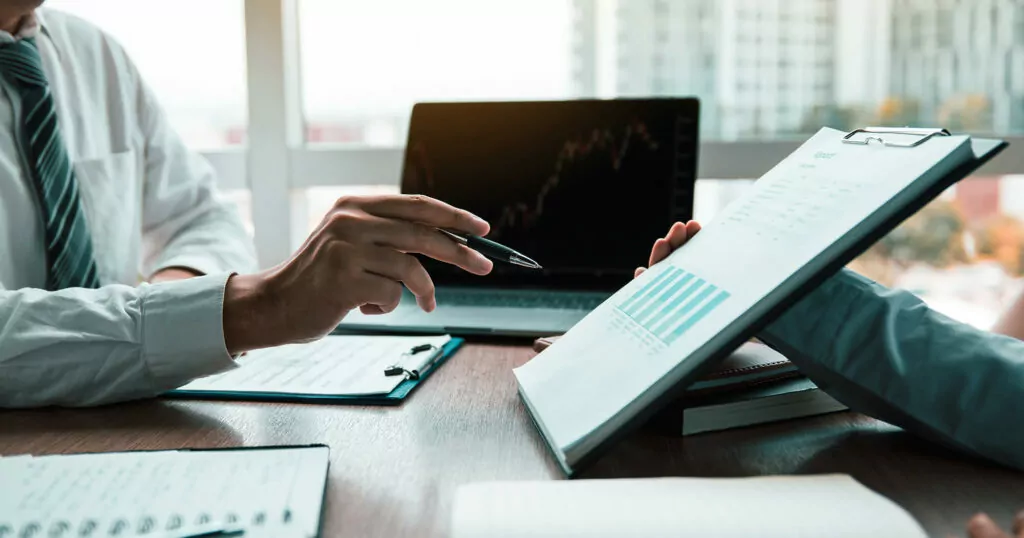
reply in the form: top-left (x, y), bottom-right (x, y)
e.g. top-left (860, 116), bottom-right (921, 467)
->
top-left (514, 127), bottom-right (1005, 474)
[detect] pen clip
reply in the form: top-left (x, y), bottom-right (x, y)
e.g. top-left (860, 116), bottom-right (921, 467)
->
top-left (436, 228), bottom-right (469, 245)
top-left (383, 343), bottom-right (441, 380)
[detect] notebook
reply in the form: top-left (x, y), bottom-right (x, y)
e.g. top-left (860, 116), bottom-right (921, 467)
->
top-left (538, 337), bottom-right (842, 435)
top-left (0, 445), bottom-right (330, 537)
top-left (653, 376), bottom-right (848, 436)
top-left (515, 127), bottom-right (1007, 475)
top-left (166, 334), bottom-right (462, 405)
top-left (451, 474), bottom-right (927, 538)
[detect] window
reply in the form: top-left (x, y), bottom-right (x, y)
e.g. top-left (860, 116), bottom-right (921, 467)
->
top-left (46, 0), bottom-right (248, 149)
top-left (301, 187), bottom-right (399, 237)
top-left (697, 177), bottom-right (1024, 329)
top-left (299, 0), bottom-right (575, 145)
top-left (42, 0), bottom-right (1024, 300)
top-left (45, 0), bottom-right (252, 238)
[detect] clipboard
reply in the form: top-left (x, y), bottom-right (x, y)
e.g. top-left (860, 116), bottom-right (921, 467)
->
top-left (517, 126), bottom-right (1008, 476)
top-left (164, 337), bottom-right (464, 406)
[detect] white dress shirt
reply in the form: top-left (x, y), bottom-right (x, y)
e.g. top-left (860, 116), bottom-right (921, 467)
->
top-left (0, 10), bottom-right (257, 408)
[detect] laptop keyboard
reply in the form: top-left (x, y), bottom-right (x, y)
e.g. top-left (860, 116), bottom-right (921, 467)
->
top-left (435, 290), bottom-right (607, 310)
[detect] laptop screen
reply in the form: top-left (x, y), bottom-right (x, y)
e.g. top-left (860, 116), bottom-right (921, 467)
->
top-left (402, 99), bottom-right (698, 292)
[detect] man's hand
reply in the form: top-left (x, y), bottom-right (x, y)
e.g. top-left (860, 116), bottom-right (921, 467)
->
top-left (967, 512), bottom-right (1024, 538)
top-left (223, 194), bottom-right (493, 354)
top-left (634, 220), bottom-right (702, 279)
top-left (639, 222), bottom-right (1024, 538)
top-left (150, 267), bottom-right (202, 283)
top-left (637, 223), bottom-right (1024, 538)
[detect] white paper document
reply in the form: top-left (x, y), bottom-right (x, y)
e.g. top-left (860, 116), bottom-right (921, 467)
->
top-left (515, 127), bottom-right (975, 472)
top-left (0, 446), bottom-right (329, 537)
top-left (177, 334), bottom-right (451, 397)
top-left (451, 474), bottom-right (927, 538)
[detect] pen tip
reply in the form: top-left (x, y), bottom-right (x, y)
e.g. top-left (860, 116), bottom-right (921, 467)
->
top-left (510, 254), bottom-right (543, 270)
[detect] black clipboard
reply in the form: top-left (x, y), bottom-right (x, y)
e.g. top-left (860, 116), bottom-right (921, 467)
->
top-left (528, 128), bottom-right (1007, 476)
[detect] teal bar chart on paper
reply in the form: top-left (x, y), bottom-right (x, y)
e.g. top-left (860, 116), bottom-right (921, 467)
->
top-left (617, 266), bottom-right (731, 345)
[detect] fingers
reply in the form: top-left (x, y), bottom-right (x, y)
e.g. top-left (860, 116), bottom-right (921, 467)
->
top-left (350, 272), bottom-right (404, 315)
top-left (353, 216), bottom-right (493, 276)
top-left (357, 245), bottom-right (437, 311)
top-left (1014, 510), bottom-right (1024, 538)
top-left (634, 267), bottom-right (646, 278)
top-left (648, 238), bottom-right (672, 267)
top-left (684, 219), bottom-right (702, 238)
top-left (353, 194), bottom-right (490, 236)
top-left (665, 221), bottom-right (689, 249)
top-left (968, 513), bottom-right (1012, 538)
top-left (649, 220), bottom-right (700, 267)
top-left (360, 304), bottom-right (389, 315)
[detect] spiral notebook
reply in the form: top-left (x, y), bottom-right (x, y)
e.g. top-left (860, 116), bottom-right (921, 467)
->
top-left (0, 445), bottom-right (330, 537)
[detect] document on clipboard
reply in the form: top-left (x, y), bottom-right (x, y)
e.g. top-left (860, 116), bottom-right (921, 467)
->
top-left (167, 334), bottom-right (462, 405)
top-left (515, 126), bottom-right (1007, 475)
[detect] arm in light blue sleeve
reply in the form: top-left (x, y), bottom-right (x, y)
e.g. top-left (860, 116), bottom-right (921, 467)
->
top-left (758, 268), bottom-right (1024, 471)
top-left (0, 275), bottom-right (236, 408)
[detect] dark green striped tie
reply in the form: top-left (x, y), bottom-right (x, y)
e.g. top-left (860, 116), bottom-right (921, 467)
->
top-left (0, 37), bottom-right (101, 290)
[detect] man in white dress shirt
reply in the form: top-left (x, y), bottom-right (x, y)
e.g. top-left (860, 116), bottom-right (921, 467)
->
top-left (0, 2), bottom-right (494, 408)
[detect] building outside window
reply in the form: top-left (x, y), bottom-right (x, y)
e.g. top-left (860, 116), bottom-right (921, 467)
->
top-left (43, 0), bottom-right (1024, 329)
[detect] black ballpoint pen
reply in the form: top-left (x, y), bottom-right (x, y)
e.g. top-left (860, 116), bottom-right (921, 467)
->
top-left (437, 229), bottom-right (542, 269)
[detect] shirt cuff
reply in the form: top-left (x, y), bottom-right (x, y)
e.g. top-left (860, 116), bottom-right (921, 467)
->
top-left (140, 273), bottom-right (237, 389)
top-left (151, 254), bottom-right (226, 279)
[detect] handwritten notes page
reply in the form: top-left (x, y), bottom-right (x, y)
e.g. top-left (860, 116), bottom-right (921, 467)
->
top-left (0, 446), bottom-right (329, 537)
top-left (514, 127), bottom-right (973, 471)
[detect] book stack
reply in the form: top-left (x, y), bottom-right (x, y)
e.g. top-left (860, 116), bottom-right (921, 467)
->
top-left (534, 337), bottom-right (847, 436)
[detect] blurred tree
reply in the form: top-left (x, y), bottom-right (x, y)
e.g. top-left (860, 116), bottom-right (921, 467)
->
top-left (880, 201), bottom-right (967, 266)
top-left (976, 215), bottom-right (1024, 276)
top-left (938, 93), bottom-right (992, 132)
top-left (851, 200), bottom-right (967, 285)
top-left (798, 104), bottom-right (860, 133)
top-left (875, 97), bottom-right (921, 127)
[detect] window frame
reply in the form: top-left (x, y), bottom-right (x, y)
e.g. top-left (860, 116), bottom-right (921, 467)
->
top-left (228, 0), bottom-right (1024, 267)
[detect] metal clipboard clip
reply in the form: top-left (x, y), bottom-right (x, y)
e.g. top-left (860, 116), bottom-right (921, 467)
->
top-left (842, 127), bottom-right (951, 148)
top-left (382, 343), bottom-right (441, 380)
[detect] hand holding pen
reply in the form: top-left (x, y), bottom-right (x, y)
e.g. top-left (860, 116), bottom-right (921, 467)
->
top-left (436, 229), bottom-right (541, 270)
top-left (223, 195), bottom-right (542, 356)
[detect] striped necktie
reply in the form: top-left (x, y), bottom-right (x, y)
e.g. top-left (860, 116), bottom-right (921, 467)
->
top-left (0, 37), bottom-right (101, 290)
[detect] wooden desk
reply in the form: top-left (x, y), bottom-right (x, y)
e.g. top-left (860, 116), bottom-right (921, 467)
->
top-left (2, 343), bottom-right (1022, 537)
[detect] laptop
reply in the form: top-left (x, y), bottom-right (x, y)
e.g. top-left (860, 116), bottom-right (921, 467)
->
top-left (337, 98), bottom-right (699, 336)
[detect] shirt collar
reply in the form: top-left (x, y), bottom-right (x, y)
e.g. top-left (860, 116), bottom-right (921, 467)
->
top-left (0, 10), bottom-right (51, 45)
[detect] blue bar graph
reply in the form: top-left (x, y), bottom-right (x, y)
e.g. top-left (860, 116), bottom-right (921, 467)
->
top-left (617, 267), bottom-right (731, 345)
top-left (633, 272), bottom-right (694, 323)
top-left (621, 266), bottom-right (681, 317)
top-left (663, 289), bottom-right (730, 345)
top-left (650, 283), bottom-right (714, 336)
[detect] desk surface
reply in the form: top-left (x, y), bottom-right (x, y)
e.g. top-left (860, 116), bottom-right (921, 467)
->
top-left (1, 343), bottom-right (1022, 537)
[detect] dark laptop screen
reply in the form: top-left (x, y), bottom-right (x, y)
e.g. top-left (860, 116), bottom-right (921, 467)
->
top-left (402, 99), bottom-right (698, 292)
